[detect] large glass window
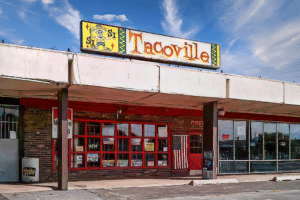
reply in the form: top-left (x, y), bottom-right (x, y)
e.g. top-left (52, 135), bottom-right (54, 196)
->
top-left (219, 120), bottom-right (300, 174)
top-left (278, 123), bottom-right (289, 160)
top-left (56, 121), bottom-right (170, 171)
top-left (290, 124), bottom-right (300, 159)
top-left (250, 122), bottom-right (263, 160)
top-left (219, 120), bottom-right (233, 160)
top-left (264, 123), bottom-right (277, 160)
top-left (0, 106), bottom-right (19, 139)
top-left (234, 121), bottom-right (248, 160)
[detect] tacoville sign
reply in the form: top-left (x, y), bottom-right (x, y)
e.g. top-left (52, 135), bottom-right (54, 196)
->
top-left (81, 20), bottom-right (220, 69)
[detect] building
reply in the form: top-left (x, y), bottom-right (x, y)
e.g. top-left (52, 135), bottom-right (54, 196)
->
top-left (1, 40), bottom-right (300, 184)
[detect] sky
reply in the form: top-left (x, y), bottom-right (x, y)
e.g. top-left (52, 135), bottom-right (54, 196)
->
top-left (1, 0), bottom-right (300, 83)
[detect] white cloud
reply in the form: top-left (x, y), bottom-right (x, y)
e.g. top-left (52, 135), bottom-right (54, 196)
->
top-left (161, 0), bottom-right (199, 38)
top-left (217, 0), bottom-right (300, 82)
top-left (11, 39), bottom-right (25, 45)
top-left (93, 14), bottom-right (128, 22)
top-left (41, 0), bottom-right (54, 4)
top-left (43, 0), bottom-right (81, 40)
top-left (0, 30), bottom-right (6, 37)
top-left (17, 10), bottom-right (26, 20)
top-left (0, 7), bottom-right (2, 14)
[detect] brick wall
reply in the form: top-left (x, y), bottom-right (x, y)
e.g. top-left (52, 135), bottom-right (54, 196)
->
top-left (22, 107), bottom-right (53, 182)
top-left (22, 103), bottom-right (203, 182)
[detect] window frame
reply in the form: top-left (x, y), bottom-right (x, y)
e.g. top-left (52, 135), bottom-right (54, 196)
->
top-left (52, 119), bottom-right (171, 171)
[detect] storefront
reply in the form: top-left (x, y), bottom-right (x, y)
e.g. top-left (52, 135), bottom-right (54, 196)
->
top-left (1, 21), bottom-right (300, 184)
top-left (218, 117), bottom-right (300, 174)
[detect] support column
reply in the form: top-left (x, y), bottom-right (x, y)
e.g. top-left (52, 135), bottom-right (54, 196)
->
top-left (203, 101), bottom-right (218, 179)
top-left (57, 88), bottom-right (68, 190)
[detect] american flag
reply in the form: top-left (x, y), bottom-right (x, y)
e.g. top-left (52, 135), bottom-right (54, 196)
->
top-left (173, 135), bottom-right (188, 169)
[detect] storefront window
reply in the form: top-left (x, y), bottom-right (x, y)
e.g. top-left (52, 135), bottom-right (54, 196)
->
top-left (219, 120), bottom-right (300, 174)
top-left (278, 123), bottom-right (289, 160)
top-left (145, 154), bottom-right (155, 166)
top-left (290, 124), bottom-right (300, 159)
top-left (250, 122), bottom-right (263, 160)
top-left (250, 161), bottom-right (276, 172)
top-left (0, 106), bottom-right (19, 139)
top-left (59, 121), bottom-right (169, 171)
top-left (234, 121), bottom-right (248, 160)
top-left (102, 153), bottom-right (115, 167)
top-left (102, 123), bottom-right (115, 136)
top-left (117, 153), bottom-right (129, 167)
top-left (117, 123), bottom-right (128, 136)
top-left (103, 138), bottom-right (115, 151)
top-left (131, 138), bottom-right (142, 151)
top-left (131, 153), bottom-right (142, 166)
top-left (87, 122), bottom-right (100, 136)
top-left (145, 124), bottom-right (155, 137)
top-left (219, 120), bottom-right (233, 160)
top-left (87, 138), bottom-right (100, 151)
top-left (264, 123), bottom-right (277, 160)
top-left (131, 124), bottom-right (142, 137)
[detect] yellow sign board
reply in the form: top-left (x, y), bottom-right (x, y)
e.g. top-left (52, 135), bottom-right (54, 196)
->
top-left (81, 20), bottom-right (220, 70)
top-left (82, 21), bottom-right (119, 53)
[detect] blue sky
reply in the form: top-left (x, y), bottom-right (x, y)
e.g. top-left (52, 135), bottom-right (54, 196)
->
top-left (1, 0), bottom-right (300, 83)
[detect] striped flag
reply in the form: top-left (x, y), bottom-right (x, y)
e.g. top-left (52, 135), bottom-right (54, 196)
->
top-left (173, 135), bottom-right (188, 169)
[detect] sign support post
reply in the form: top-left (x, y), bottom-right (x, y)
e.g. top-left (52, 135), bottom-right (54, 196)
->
top-left (57, 88), bottom-right (68, 190)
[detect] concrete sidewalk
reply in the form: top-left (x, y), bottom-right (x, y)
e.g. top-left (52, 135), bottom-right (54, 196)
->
top-left (1, 173), bottom-right (300, 194)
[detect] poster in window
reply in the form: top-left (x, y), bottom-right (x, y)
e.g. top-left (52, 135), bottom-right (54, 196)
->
top-left (76, 155), bottom-right (83, 165)
top-left (87, 153), bottom-right (98, 162)
top-left (222, 134), bottom-right (229, 141)
top-left (158, 160), bottom-right (168, 166)
top-left (10, 131), bottom-right (16, 139)
top-left (131, 138), bottom-right (141, 145)
top-left (237, 126), bottom-right (245, 136)
top-left (102, 160), bottom-right (115, 167)
top-left (145, 143), bottom-right (154, 151)
top-left (158, 126), bottom-right (168, 137)
top-left (147, 161), bottom-right (154, 166)
top-left (131, 159), bottom-right (142, 166)
top-left (103, 138), bottom-right (114, 145)
top-left (52, 107), bottom-right (73, 139)
top-left (117, 160), bottom-right (128, 167)
top-left (76, 146), bottom-right (84, 152)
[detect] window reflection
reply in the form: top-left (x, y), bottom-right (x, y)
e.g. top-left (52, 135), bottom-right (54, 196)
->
top-left (290, 124), bottom-right (300, 159)
top-left (264, 123), bottom-right (277, 160)
top-left (219, 120), bottom-right (233, 160)
top-left (250, 122), bottom-right (263, 160)
top-left (234, 121), bottom-right (248, 160)
top-left (278, 123), bottom-right (289, 160)
top-left (131, 124), bottom-right (142, 137)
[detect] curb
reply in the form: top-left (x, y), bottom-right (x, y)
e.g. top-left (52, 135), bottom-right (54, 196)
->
top-left (190, 179), bottom-right (239, 186)
top-left (271, 175), bottom-right (300, 182)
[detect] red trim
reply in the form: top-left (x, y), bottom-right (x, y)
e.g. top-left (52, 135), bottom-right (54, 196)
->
top-left (220, 112), bottom-right (300, 123)
top-left (21, 97), bottom-right (300, 123)
top-left (20, 97), bottom-right (203, 117)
